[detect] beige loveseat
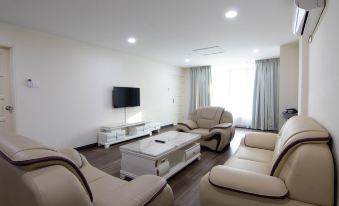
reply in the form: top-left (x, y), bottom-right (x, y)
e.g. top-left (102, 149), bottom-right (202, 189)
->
top-left (177, 106), bottom-right (235, 152)
top-left (0, 132), bottom-right (174, 206)
top-left (200, 116), bottom-right (334, 206)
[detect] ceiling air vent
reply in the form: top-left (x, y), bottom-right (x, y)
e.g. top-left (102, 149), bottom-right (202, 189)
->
top-left (192, 46), bottom-right (224, 56)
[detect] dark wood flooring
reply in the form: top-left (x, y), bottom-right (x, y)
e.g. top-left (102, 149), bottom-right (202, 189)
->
top-left (80, 127), bottom-right (252, 206)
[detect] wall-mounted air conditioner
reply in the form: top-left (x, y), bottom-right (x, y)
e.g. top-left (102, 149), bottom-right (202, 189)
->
top-left (293, 0), bottom-right (325, 36)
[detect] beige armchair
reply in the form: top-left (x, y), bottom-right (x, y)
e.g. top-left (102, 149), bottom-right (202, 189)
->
top-left (200, 116), bottom-right (334, 206)
top-left (0, 132), bottom-right (174, 206)
top-left (177, 106), bottom-right (235, 152)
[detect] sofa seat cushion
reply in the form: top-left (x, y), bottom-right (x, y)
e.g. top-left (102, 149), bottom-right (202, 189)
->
top-left (89, 175), bottom-right (127, 202)
top-left (81, 164), bottom-right (108, 183)
top-left (190, 128), bottom-right (210, 136)
top-left (224, 157), bottom-right (272, 175)
top-left (234, 146), bottom-right (273, 163)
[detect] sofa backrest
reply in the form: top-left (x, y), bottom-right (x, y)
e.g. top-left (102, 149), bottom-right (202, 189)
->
top-left (191, 106), bottom-right (224, 129)
top-left (219, 110), bottom-right (233, 124)
top-left (0, 132), bottom-right (93, 206)
top-left (271, 116), bottom-right (334, 206)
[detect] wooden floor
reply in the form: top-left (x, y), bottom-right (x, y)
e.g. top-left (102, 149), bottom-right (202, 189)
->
top-left (80, 127), bottom-right (252, 206)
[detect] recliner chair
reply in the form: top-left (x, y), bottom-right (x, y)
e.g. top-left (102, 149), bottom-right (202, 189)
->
top-left (0, 132), bottom-right (174, 206)
top-left (200, 116), bottom-right (334, 206)
top-left (177, 106), bottom-right (235, 152)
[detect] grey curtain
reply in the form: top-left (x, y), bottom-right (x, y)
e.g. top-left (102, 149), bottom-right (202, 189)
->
top-left (190, 66), bottom-right (212, 111)
top-left (252, 58), bottom-right (279, 130)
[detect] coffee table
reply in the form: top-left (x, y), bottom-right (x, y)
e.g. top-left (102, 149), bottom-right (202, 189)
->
top-left (120, 131), bottom-right (201, 180)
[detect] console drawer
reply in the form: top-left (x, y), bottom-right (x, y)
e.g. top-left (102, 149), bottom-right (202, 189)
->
top-left (184, 143), bottom-right (200, 161)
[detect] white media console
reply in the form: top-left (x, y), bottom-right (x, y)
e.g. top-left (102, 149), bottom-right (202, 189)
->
top-left (97, 121), bottom-right (161, 149)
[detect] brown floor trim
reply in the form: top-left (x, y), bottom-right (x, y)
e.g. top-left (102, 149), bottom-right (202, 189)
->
top-left (75, 143), bottom-right (98, 151)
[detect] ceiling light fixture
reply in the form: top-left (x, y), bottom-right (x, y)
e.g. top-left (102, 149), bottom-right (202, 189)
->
top-left (225, 10), bottom-right (238, 19)
top-left (127, 37), bottom-right (136, 44)
top-left (185, 58), bottom-right (191, 62)
top-left (253, 49), bottom-right (260, 53)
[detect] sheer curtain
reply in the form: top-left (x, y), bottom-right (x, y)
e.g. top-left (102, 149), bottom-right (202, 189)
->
top-left (190, 66), bottom-right (212, 111)
top-left (252, 58), bottom-right (279, 131)
top-left (211, 62), bottom-right (255, 128)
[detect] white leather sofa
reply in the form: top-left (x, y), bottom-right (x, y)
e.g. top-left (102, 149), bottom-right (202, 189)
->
top-left (177, 106), bottom-right (235, 151)
top-left (0, 132), bottom-right (174, 206)
top-left (200, 116), bottom-right (334, 206)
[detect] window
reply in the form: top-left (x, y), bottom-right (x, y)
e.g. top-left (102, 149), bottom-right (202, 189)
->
top-left (211, 61), bottom-right (255, 128)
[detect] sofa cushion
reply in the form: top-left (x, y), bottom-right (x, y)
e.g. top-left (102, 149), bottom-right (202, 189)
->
top-left (59, 148), bottom-right (84, 168)
top-left (0, 132), bottom-right (93, 202)
top-left (271, 116), bottom-right (330, 176)
top-left (190, 128), bottom-right (210, 136)
top-left (224, 156), bottom-right (271, 175)
top-left (234, 146), bottom-right (273, 163)
top-left (89, 175), bottom-right (127, 202)
top-left (81, 163), bottom-right (108, 183)
top-left (195, 107), bottom-right (224, 129)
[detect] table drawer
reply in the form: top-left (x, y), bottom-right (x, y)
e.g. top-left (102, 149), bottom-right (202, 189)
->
top-left (184, 143), bottom-right (200, 161)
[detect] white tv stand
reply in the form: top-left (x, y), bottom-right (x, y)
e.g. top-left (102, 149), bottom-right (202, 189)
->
top-left (97, 121), bottom-right (161, 149)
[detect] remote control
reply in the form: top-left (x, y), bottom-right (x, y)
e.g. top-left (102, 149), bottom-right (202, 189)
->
top-left (155, 140), bottom-right (166, 143)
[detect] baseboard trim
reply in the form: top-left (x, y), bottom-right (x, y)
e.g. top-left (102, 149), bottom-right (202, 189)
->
top-left (161, 123), bottom-right (174, 129)
top-left (75, 143), bottom-right (97, 151)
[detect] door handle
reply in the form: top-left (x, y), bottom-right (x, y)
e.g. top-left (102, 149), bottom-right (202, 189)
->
top-left (5, 106), bottom-right (14, 112)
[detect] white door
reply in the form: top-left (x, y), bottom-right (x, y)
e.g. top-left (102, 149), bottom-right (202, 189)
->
top-left (0, 47), bottom-right (14, 133)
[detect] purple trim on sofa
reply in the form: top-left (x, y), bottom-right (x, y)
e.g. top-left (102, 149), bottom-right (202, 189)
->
top-left (177, 122), bottom-right (193, 130)
top-left (144, 182), bottom-right (168, 206)
top-left (0, 149), bottom-right (94, 202)
top-left (208, 173), bottom-right (288, 199)
top-left (270, 137), bottom-right (330, 176)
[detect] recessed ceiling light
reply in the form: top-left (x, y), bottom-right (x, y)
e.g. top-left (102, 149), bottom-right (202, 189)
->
top-left (127, 37), bottom-right (136, 44)
top-left (185, 58), bottom-right (191, 62)
top-left (253, 49), bottom-right (260, 53)
top-left (225, 10), bottom-right (238, 19)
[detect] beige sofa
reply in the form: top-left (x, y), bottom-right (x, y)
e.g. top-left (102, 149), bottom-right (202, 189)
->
top-left (0, 132), bottom-right (174, 206)
top-left (177, 106), bottom-right (235, 152)
top-left (200, 116), bottom-right (334, 206)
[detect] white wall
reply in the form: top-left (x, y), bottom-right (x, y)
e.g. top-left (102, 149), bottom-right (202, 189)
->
top-left (303, 0), bottom-right (339, 203)
top-left (279, 42), bottom-right (299, 129)
top-left (182, 68), bottom-right (191, 119)
top-left (298, 36), bottom-right (309, 115)
top-left (0, 22), bottom-right (185, 149)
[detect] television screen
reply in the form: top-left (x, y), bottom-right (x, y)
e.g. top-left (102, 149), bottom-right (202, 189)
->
top-left (113, 87), bottom-right (140, 108)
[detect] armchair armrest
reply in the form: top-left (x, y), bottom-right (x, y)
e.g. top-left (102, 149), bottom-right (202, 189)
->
top-left (59, 148), bottom-right (83, 168)
top-left (244, 132), bottom-right (278, 151)
top-left (106, 175), bottom-right (173, 206)
top-left (209, 123), bottom-right (232, 132)
top-left (208, 166), bottom-right (288, 199)
top-left (177, 120), bottom-right (198, 130)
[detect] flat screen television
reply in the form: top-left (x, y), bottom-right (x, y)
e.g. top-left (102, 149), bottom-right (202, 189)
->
top-left (113, 87), bottom-right (140, 108)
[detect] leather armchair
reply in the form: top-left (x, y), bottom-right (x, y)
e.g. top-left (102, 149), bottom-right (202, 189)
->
top-left (200, 116), bottom-right (334, 206)
top-left (177, 106), bottom-right (235, 152)
top-left (0, 132), bottom-right (174, 206)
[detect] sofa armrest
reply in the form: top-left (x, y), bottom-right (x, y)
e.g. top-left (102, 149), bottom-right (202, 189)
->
top-left (177, 120), bottom-right (198, 130)
top-left (244, 132), bottom-right (278, 151)
top-left (209, 123), bottom-right (232, 132)
top-left (59, 148), bottom-right (83, 168)
top-left (107, 175), bottom-right (173, 206)
top-left (208, 166), bottom-right (288, 199)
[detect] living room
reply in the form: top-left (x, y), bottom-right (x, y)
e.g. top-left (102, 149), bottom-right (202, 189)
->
top-left (0, 0), bottom-right (338, 206)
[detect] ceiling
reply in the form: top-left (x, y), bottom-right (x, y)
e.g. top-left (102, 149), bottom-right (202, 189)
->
top-left (0, 0), bottom-right (297, 67)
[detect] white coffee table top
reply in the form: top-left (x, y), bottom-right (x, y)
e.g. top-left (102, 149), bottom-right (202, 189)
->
top-left (120, 131), bottom-right (200, 158)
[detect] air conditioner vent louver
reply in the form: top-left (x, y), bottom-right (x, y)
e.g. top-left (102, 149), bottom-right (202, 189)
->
top-left (192, 46), bottom-right (224, 56)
